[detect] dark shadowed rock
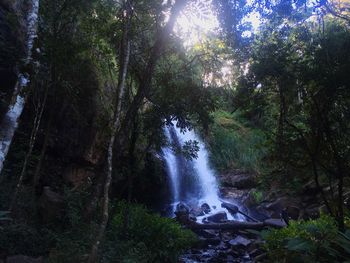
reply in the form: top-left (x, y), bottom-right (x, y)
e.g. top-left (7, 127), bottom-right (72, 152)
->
top-left (193, 229), bottom-right (217, 238)
top-left (226, 255), bottom-right (235, 262)
top-left (233, 174), bottom-right (257, 189)
top-left (63, 165), bottom-right (95, 188)
top-left (259, 196), bottom-right (301, 219)
top-left (305, 206), bottom-right (320, 219)
top-left (220, 187), bottom-right (248, 202)
top-left (205, 238), bottom-right (221, 246)
top-left (264, 197), bottom-right (299, 211)
top-left (229, 236), bottom-right (252, 247)
top-left (264, 218), bottom-right (287, 228)
top-left (176, 202), bottom-right (190, 214)
top-left (205, 211), bottom-right (228, 223)
top-left (219, 171), bottom-right (257, 189)
top-left (285, 205), bottom-right (300, 220)
top-left (221, 202), bottom-right (239, 214)
top-left (190, 207), bottom-right (205, 217)
top-left (201, 203), bottom-right (211, 214)
top-left (250, 248), bottom-right (264, 258)
top-left (83, 130), bottom-right (106, 165)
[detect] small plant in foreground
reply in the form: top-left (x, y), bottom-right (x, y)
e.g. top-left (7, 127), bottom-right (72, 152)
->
top-left (261, 215), bottom-right (350, 263)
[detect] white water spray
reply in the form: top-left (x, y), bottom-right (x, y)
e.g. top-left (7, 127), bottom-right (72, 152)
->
top-left (162, 121), bottom-right (244, 221)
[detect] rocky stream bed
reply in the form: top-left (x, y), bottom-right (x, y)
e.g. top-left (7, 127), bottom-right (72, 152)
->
top-left (176, 170), bottom-right (330, 263)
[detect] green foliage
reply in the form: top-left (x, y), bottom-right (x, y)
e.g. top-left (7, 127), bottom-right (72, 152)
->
top-left (251, 190), bottom-right (264, 204)
top-left (47, 189), bottom-right (93, 263)
top-left (207, 110), bottom-right (267, 172)
top-left (102, 202), bottom-right (196, 263)
top-left (262, 216), bottom-right (350, 262)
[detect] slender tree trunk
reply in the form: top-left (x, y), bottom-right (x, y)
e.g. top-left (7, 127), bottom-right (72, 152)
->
top-left (84, 172), bottom-right (104, 221)
top-left (323, 116), bottom-right (345, 231)
top-left (10, 85), bottom-right (48, 212)
top-left (337, 168), bottom-right (344, 231)
top-left (127, 116), bottom-right (138, 203)
top-left (87, 2), bottom-right (132, 262)
top-left (311, 157), bottom-right (333, 215)
top-left (32, 110), bottom-right (53, 190)
top-left (277, 83), bottom-right (286, 165)
top-left (123, 114), bottom-right (138, 232)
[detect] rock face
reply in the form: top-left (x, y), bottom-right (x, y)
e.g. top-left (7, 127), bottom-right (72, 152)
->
top-left (83, 130), bottom-right (106, 165)
top-left (63, 165), bottom-right (95, 188)
top-left (38, 187), bottom-right (65, 223)
top-left (258, 196), bottom-right (301, 219)
top-left (219, 170), bottom-right (257, 190)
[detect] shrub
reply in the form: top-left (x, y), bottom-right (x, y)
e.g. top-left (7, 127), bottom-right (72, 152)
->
top-left (102, 202), bottom-right (196, 263)
top-left (47, 188), bottom-right (93, 263)
top-left (262, 216), bottom-right (350, 262)
top-left (207, 110), bottom-right (267, 173)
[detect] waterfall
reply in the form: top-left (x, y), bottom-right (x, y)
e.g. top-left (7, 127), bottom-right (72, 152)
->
top-left (162, 121), bottom-right (244, 220)
top-left (0, 0), bottom-right (40, 173)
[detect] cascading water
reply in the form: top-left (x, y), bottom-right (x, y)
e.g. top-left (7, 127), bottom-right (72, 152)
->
top-left (0, 0), bottom-right (40, 173)
top-left (162, 121), bottom-right (244, 221)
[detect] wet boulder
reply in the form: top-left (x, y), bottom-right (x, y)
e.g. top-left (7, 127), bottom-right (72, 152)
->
top-left (205, 211), bottom-right (228, 223)
top-left (190, 206), bottom-right (205, 217)
top-left (229, 236), bottom-right (252, 247)
top-left (176, 202), bottom-right (190, 213)
top-left (201, 203), bottom-right (211, 214)
top-left (221, 202), bottom-right (239, 215)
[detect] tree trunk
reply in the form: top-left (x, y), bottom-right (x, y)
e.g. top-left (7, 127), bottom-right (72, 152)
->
top-left (87, 1), bottom-right (132, 262)
top-left (84, 172), bottom-right (104, 221)
top-left (32, 111), bottom-right (52, 191)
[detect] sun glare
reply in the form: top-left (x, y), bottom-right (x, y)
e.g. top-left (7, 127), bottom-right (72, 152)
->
top-left (172, 0), bottom-right (262, 87)
top-left (175, 0), bottom-right (219, 47)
